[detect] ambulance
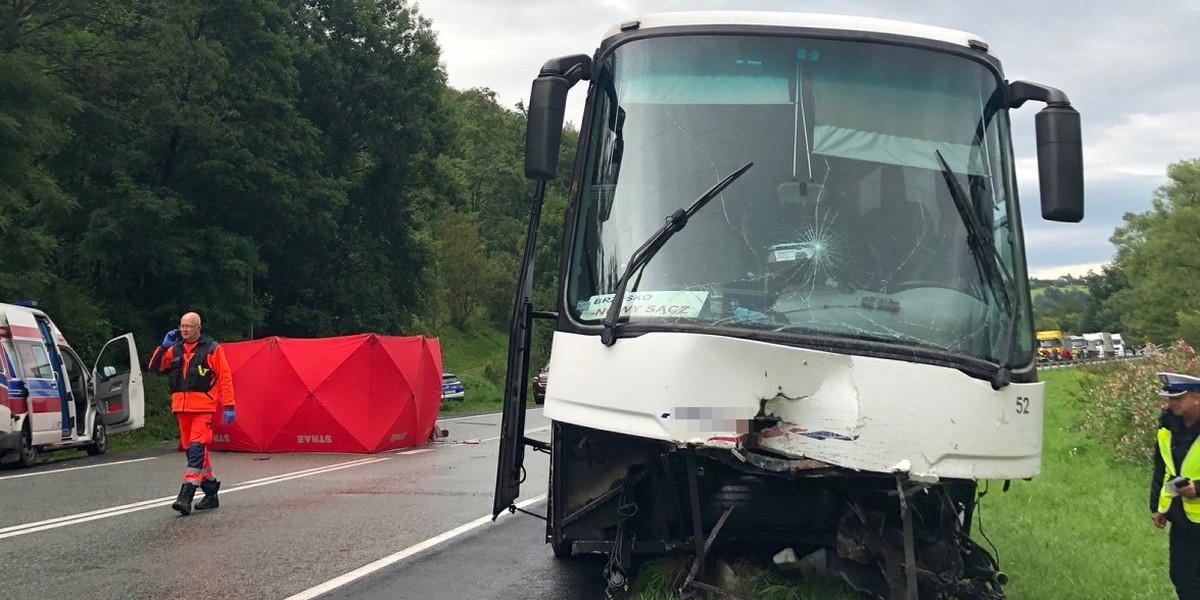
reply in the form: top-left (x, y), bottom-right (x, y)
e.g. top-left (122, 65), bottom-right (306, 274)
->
top-left (0, 302), bottom-right (144, 467)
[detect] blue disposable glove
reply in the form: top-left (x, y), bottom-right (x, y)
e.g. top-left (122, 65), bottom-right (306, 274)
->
top-left (161, 329), bottom-right (180, 348)
top-left (223, 406), bottom-right (235, 425)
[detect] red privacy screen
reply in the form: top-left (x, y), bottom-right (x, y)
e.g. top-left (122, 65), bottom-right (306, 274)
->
top-left (211, 334), bottom-right (442, 453)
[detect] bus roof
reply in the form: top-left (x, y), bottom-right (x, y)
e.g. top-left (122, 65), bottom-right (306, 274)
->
top-left (604, 12), bottom-right (991, 55)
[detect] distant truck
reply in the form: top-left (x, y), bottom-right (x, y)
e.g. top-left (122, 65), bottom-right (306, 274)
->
top-left (1082, 332), bottom-right (1115, 358)
top-left (1036, 330), bottom-right (1068, 361)
top-left (1068, 335), bottom-right (1086, 359)
top-left (1111, 333), bottom-right (1127, 356)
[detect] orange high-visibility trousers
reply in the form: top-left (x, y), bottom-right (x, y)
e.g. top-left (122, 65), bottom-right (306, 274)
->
top-left (177, 411), bottom-right (215, 484)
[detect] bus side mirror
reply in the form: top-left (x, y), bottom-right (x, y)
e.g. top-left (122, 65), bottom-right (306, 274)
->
top-left (525, 54), bottom-right (592, 181)
top-left (1009, 81), bottom-right (1084, 223)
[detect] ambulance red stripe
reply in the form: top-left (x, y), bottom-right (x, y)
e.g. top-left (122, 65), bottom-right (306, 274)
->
top-left (6, 324), bottom-right (43, 339)
top-left (30, 397), bottom-right (60, 414)
top-left (0, 393), bottom-right (24, 414)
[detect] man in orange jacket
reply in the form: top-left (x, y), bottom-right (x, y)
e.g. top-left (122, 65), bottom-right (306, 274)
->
top-left (147, 312), bottom-right (236, 515)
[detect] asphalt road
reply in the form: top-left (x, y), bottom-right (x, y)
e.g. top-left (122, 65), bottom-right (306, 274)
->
top-left (0, 408), bottom-right (607, 600)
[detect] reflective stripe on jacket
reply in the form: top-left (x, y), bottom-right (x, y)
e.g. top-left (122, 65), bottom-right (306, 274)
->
top-left (1158, 427), bottom-right (1200, 522)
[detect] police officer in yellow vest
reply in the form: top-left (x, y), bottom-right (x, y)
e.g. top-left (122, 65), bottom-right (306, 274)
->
top-left (1153, 371), bottom-right (1200, 600)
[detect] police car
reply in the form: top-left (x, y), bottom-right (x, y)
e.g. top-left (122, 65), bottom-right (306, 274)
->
top-left (441, 371), bottom-right (464, 401)
top-left (0, 302), bottom-right (144, 467)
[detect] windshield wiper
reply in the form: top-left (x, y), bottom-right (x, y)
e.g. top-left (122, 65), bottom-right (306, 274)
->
top-left (935, 151), bottom-right (1018, 389)
top-left (600, 162), bottom-right (754, 346)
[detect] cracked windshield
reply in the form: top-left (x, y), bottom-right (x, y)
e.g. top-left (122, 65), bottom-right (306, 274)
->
top-left (569, 35), bottom-right (1032, 364)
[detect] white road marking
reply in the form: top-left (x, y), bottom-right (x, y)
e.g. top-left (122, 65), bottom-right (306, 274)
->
top-left (0, 457), bottom-right (158, 481)
top-left (232, 457), bottom-right (386, 487)
top-left (283, 494), bottom-right (549, 600)
top-left (393, 448), bottom-right (433, 455)
top-left (0, 456), bottom-right (391, 540)
top-left (473, 425), bottom-right (551, 444)
top-left (434, 407), bottom-right (542, 425)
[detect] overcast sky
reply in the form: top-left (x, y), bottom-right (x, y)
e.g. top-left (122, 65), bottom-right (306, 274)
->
top-left (414, 0), bottom-right (1198, 279)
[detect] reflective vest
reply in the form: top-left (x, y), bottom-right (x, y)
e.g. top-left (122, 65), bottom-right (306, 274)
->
top-left (1157, 427), bottom-right (1200, 522)
top-left (168, 336), bottom-right (218, 394)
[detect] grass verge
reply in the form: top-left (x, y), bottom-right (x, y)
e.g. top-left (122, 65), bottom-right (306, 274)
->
top-left (967, 367), bottom-right (1170, 599)
top-left (436, 326), bottom-right (526, 414)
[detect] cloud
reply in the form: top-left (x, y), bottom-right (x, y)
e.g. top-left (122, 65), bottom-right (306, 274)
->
top-left (1027, 262), bottom-right (1109, 280)
top-left (418, 0), bottom-right (617, 111)
top-left (1024, 225), bottom-right (1114, 251)
top-left (1085, 112), bottom-right (1200, 181)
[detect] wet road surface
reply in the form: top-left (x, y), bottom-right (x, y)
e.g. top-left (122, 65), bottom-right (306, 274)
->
top-left (0, 408), bottom-right (603, 600)
top-left (318, 500), bottom-right (608, 600)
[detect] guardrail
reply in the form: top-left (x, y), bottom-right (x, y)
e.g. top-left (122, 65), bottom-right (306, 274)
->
top-left (1039, 354), bottom-right (1143, 369)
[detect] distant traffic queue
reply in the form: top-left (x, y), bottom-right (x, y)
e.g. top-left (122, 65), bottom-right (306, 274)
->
top-left (1036, 329), bottom-right (1130, 362)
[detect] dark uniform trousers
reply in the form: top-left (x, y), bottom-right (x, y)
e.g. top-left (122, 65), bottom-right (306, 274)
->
top-left (1171, 515), bottom-right (1200, 600)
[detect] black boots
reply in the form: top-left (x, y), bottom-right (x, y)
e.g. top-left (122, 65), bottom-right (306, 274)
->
top-left (194, 479), bottom-right (221, 510)
top-left (171, 480), bottom-right (220, 514)
top-left (172, 482), bottom-right (197, 515)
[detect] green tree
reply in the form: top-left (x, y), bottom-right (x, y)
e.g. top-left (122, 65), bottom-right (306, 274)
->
top-left (1108, 158), bottom-right (1200, 345)
top-left (6, 0), bottom-right (460, 352)
top-left (286, 0), bottom-right (450, 336)
top-left (449, 89), bottom-right (527, 219)
top-left (43, 1), bottom-right (320, 345)
top-left (1032, 284), bottom-right (1088, 335)
top-left (0, 0), bottom-right (562, 360)
top-left (0, 0), bottom-right (114, 351)
top-left (1080, 265), bottom-right (1127, 334)
top-left (437, 88), bottom-right (577, 333)
top-left (437, 211), bottom-right (490, 328)
top-left (1034, 316), bottom-right (1061, 332)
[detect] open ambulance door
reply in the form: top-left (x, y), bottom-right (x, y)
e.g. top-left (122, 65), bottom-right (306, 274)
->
top-left (92, 333), bottom-right (144, 433)
top-left (33, 316), bottom-right (72, 438)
